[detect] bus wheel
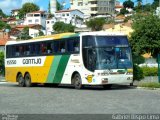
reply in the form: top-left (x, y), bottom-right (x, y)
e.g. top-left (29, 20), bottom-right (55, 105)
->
top-left (17, 73), bottom-right (25, 87)
top-left (73, 73), bottom-right (83, 89)
top-left (25, 73), bottom-right (32, 87)
top-left (103, 84), bottom-right (112, 89)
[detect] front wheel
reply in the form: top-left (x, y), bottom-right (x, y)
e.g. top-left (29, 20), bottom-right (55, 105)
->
top-left (17, 73), bottom-right (25, 87)
top-left (25, 73), bottom-right (32, 87)
top-left (103, 84), bottom-right (112, 89)
top-left (72, 73), bottom-right (83, 89)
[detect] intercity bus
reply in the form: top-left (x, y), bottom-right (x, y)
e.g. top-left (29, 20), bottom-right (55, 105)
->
top-left (5, 32), bottom-right (133, 89)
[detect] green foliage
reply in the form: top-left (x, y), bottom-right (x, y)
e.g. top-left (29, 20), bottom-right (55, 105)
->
top-left (138, 82), bottom-right (160, 88)
top-left (133, 64), bottom-right (144, 81)
top-left (130, 13), bottom-right (160, 57)
top-left (120, 8), bottom-right (129, 15)
top-left (0, 21), bottom-right (11, 30)
top-left (0, 9), bottom-right (6, 18)
top-left (0, 52), bottom-right (4, 75)
top-left (38, 30), bottom-right (44, 36)
top-left (152, 0), bottom-right (159, 10)
top-left (141, 67), bottom-right (158, 76)
top-left (17, 27), bottom-right (32, 40)
top-left (18, 2), bottom-right (40, 18)
top-left (56, 0), bottom-right (63, 11)
top-left (132, 54), bottom-right (145, 65)
top-left (48, 1), bottom-right (51, 14)
top-left (53, 22), bottom-right (75, 33)
top-left (86, 18), bottom-right (106, 31)
top-left (123, 0), bottom-right (134, 8)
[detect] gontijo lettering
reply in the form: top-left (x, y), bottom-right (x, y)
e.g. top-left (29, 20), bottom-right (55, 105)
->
top-left (22, 58), bottom-right (41, 64)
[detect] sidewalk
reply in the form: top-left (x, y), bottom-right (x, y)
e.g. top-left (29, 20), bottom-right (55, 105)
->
top-left (0, 76), bottom-right (6, 82)
top-left (133, 76), bottom-right (159, 86)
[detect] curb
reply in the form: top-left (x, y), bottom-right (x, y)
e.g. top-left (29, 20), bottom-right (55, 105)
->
top-left (136, 86), bottom-right (160, 90)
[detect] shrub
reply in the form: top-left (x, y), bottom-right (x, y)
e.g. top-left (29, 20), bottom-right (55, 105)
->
top-left (133, 64), bottom-right (144, 81)
top-left (138, 82), bottom-right (160, 88)
top-left (141, 67), bottom-right (158, 76)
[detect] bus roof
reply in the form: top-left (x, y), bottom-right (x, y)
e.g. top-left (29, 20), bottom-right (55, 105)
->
top-left (6, 32), bottom-right (79, 45)
top-left (6, 32), bottom-right (126, 45)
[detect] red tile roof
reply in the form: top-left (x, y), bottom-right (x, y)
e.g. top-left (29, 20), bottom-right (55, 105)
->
top-left (16, 24), bottom-right (41, 28)
top-left (28, 11), bottom-right (46, 14)
top-left (11, 9), bottom-right (20, 11)
top-left (115, 5), bottom-right (123, 8)
top-left (0, 39), bottom-right (8, 45)
top-left (56, 9), bottom-right (83, 14)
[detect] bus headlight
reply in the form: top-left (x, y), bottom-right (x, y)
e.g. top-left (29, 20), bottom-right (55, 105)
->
top-left (126, 72), bottom-right (133, 75)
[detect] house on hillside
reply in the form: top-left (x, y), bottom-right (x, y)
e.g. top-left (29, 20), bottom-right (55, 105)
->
top-left (54, 9), bottom-right (84, 28)
top-left (0, 31), bottom-right (11, 52)
top-left (11, 9), bottom-right (20, 17)
top-left (46, 18), bottom-right (56, 35)
top-left (23, 11), bottom-right (47, 29)
top-left (15, 24), bottom-right (43, 38)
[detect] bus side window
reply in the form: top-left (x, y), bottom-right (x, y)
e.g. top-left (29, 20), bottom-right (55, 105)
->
top-left (47, 42), bottom-right (52, 54)
top-left (59, 41), bottom-right (66, 53)
top-left (67, 39), bottom-right (74, 52)
top-left (35, 44), bottom-right (40, 55)
top-left (73, 40), bottom-right (79, 52)
top-left (41, 43), bottom-right (47, 54)
top-left (15, 46), bottom-right (20, 56)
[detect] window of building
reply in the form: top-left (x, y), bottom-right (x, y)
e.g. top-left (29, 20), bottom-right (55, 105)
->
top-left (28, 20), bottom-right (32, 23)
top-left (35, 19), bottom-right (39, 22)
top-left (34, 14), bottom-right (40, 17)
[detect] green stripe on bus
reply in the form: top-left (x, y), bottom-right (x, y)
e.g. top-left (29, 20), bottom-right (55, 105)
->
top-left (53, 55), bottom-right (70, 83)
top-left (46, 55), bottom-right (62, 83)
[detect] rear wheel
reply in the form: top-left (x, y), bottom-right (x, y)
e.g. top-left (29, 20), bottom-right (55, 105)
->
top-left (17, 73), bottom-right (25, 87)
top-left (72, 73), bottom-right (83, 89)
top-left (25, 73), bottom-right (32, 87)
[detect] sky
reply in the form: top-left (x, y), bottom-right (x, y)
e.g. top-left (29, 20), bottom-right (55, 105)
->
top-left (0, 0), bottom-right (154, 15)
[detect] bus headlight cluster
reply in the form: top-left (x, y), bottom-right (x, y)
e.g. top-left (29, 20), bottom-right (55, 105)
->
top-left (126, 72), bottom-right (133, 75)
top-left (127, 77), bottom-right (133, 80)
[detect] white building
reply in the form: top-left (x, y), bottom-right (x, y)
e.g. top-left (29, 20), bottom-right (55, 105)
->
top-left (46, 18), bottom-right (56, 35)
top-left (54, 9), bottom-right (84, 28)
top-left (23, 11), bottom-right (47, 29)
top-left (50, 0), bottom-right (57, 14)
top-left (11, 9), bottom-right (20, 17)
top-left (70, 0), bottom-right (115, 16)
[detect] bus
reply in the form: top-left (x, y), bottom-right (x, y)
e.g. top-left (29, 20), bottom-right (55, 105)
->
top-left (5, 32), bottom-right (133, 89)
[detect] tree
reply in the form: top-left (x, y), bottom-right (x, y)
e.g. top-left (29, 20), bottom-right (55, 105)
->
top-left (38, 30), bottom-right (44, 36)
top-left (134, 0), bottom-right (143, 12)
top-left (0, 9), bottom-right (6, 18)
top-left (0, 21), bottom-right (11, 30)
top-left (123, 0), bottom-right (134, 8)
top-left (0, 52), bottom-right (4, 75)
top-left (86, 18), bottom-right (105, 31)
top-left (120, 8), bottom-right (129, 15)
top-left (152, 0), bottom-right (159, 10)
top-left (56, 0), bottom-right (63, 11)
top-left (53, 22), bottom-right (75, 33)
top-left (18, 2), bottom-right (39, 18)
top-left (130, 13), bottom-right (160, 58)
top-left (17, 27), bottom-right (32, 40)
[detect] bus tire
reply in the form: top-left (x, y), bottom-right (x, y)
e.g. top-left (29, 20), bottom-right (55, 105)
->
top-left (72, 73), bottom-right (83, 89)
top-left (24, 73), bottom-right (32, 87)
top-left (103, 84), bottom-right (112, 89)
top-left (17, 73), bottom-right (25, 87)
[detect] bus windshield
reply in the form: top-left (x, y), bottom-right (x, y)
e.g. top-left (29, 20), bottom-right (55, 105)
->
top-left (82, 35), bottom-right (132, 71)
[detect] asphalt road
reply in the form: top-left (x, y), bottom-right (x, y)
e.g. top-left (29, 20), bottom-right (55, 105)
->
top-left (0, 82), bottom-right (160, 115)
